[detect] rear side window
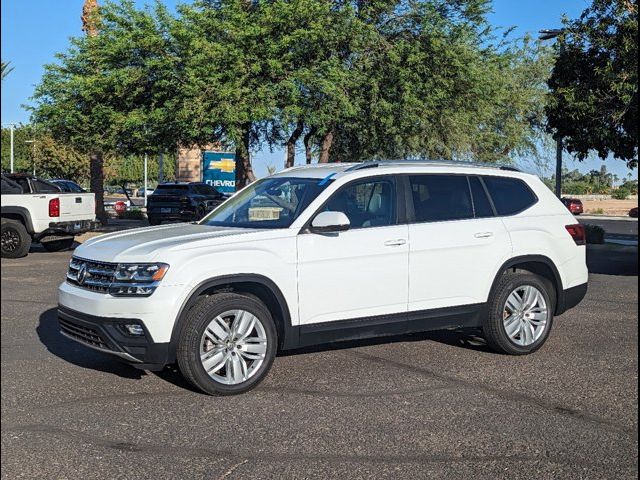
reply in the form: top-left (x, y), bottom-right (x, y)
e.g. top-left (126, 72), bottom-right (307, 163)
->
top-left (483, 176), bottom-right (537, 215)
top-left (154, 185), bottom-right (189, 195)
top-left (469, 176), bottom-right (494, 218)
top-left (32, 179), bottom-right (61, 193)
top-left (408, 175), bottom-right (473, 222)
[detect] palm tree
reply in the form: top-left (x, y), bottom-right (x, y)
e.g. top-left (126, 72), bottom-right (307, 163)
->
top-left (1, 61), bottom-right (13, 80)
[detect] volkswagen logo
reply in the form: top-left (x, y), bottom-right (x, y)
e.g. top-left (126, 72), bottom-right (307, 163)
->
top-left (77, 263), bottom-right (88, 286)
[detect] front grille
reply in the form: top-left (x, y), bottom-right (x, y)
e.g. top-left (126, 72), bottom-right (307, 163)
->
top-left (59, 317), bottom-right (109, 349)
top-left (67, 257), bottom-right (117, 293)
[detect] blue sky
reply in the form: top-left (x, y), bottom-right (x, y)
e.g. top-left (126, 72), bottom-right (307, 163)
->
top-left (1, 0), bottom-right (636, 179)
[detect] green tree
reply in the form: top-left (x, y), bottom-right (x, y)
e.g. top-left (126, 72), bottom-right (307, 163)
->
top-left (1, 60), bottom-right (13, 80)
top-left (546, 0), bottom-right (638, 167)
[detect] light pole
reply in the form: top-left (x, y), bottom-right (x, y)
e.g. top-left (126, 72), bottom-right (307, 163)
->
top-left (539, 28), bottom-right (565, 198)
top-left (24, 140), bottom-right (36, 176)
top-left (10, 124), bottom-right (15, 173)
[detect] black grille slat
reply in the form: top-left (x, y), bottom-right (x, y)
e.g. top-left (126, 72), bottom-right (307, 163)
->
top-left (67, 257), bottom-right (116, 293)
top-left (59, 317), bottom-right (109, 349)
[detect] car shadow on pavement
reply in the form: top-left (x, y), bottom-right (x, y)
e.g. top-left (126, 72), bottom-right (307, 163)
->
top-left (587, 245), bottom-right (638, 276)
top-left (37, 308), bottom-right (147, 379)
top-left (280, 328), bottom-right (491, 358)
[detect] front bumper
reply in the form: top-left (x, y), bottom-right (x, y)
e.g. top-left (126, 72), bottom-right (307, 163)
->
top-left (58, 305), bottom-right (170, 370)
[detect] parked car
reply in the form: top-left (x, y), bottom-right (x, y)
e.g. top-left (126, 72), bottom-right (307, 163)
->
top-left (58, 161), bottom-right (588, 395)
top-left (136, 187), bottom-right (155, 198)
top-left (1, 173), bottom-right (98, 258)
top-left (629, 207), bottom-right (638, 218)
top-left (146, 182), bottom-right (225, 225)
top-left (50, 179), bottom-right (86, 193)
top-left (561, 197), bottom-right (584, 215)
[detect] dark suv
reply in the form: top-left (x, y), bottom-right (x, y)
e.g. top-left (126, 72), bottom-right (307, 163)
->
top-left (147, 182), bottom-right (226, 225)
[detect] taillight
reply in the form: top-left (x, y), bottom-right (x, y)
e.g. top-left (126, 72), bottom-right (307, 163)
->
top-left (49, 198), bottom-right (60, 217)
top-left (565, 224), bottom-right (586, 245)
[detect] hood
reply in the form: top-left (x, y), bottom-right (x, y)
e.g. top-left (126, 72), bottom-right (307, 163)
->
top-left (74, 223), bottom-right (264, 263)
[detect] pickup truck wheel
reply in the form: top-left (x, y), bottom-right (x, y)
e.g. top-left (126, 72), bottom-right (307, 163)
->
top-left (1, 219), bottom-right (31, 258)
top-left (483, 272), bottom-right (555, 355)
top-left (148, 217), bottom-right (161, 226)
top-left (177, 293), bottom-right (277, 395)
top-left (41, 237), bottom-right (75, 252)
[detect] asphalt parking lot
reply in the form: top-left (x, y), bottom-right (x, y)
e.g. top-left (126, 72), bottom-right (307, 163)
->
top-left (1, 247), bottom-right (638, 479)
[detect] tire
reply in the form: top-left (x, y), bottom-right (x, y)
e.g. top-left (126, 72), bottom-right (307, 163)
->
top-left (195, 205), bottom-right (206, 220)
top-left (482, 272), bottom-right (555, 355)
top-left (1, 219), bottom-right (32, 258)
top-left (177, 292), bottom-right (277, 395)
top-left (148, 217), bottom-right (161, 226)
top-left (41, 237), bottom-right (75, 252)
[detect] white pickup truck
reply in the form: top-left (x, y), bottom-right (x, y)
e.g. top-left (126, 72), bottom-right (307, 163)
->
top-left (1, 174), bottom-right (99, 258)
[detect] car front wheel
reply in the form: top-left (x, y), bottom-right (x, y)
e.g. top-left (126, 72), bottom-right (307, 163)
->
top-left (483, 272), bottom-right (555, 355)
top-left (177, 292), bottom-right (277, 395)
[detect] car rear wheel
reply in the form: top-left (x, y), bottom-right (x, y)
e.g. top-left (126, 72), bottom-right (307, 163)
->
top-left (483, 272), bottom-right (555, 355)
top-left (148, 217), bottom-right (161, 226)
top-left (177, 292), bottom-right (277, 395)
top-left (1, 219), bottom-right (31, 258)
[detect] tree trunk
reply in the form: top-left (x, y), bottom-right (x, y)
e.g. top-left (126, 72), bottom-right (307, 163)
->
top-left (89, 152), bottom-right (107, 224)
top-left (285, 119), bottom-right (305, 169)
top-left (235, 123), bottom-right (256, 190)
top-left (318, 128), bottom-right (335, 164)
top-left (303, 126), bottom-right (317, 164)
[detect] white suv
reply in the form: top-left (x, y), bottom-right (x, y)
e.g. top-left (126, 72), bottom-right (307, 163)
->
top-left (58, 161), bottom-right (588, 395)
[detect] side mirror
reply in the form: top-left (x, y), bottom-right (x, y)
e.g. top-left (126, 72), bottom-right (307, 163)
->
top-left (310, 211), bottom-right (350, 233)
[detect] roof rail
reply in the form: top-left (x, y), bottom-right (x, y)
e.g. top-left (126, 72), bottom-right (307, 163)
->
top-left (344, 159), bottom-right (521, 172)
top-left (344, 162), bottom-right (380, 172)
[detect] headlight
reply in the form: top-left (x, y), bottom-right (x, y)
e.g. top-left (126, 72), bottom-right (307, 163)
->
top-left (109, 263), bottom-right (169, 297)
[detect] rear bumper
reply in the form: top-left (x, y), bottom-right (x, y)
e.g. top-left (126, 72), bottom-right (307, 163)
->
top-left (58, 305), bottom-right (169, 370)
top-left (46, 219), bottom-right (100, 236)
top-left (556, 282), bottom-right (588, 316)
top-left (147, 208), bottom-right (196, 222)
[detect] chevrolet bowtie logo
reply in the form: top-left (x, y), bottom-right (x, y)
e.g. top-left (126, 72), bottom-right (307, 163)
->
top-left (208, 158), bottom-right (235, 173)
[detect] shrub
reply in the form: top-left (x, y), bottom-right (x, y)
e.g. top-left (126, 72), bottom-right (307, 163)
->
top-left (590, 208), bottom-right (605, 215)
top-left (584, 224), bottom-right (605, 244)
top-left (563, 181), bottom-right (592, 195)
top-left (117, 209), bottom-right (145, 220)
top-left (612, 188), bottom-right (630, 200)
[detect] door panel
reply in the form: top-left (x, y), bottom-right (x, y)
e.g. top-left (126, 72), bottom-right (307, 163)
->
top-left (406, 174), bottom-right (512, 312)
top-left (297, 224), bottom-right (409, 325)
top-left (296, 176), bottom-right (409, 325)
top-left (408, 218), bottom-right (511, 311)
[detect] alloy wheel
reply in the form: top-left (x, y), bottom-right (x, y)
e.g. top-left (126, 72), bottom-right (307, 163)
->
top-left (503, 285), bottom-right (549, 346)
top-left (199, 309), bottom-right (268, 385)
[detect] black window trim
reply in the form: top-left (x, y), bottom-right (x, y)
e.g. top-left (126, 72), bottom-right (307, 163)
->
top-left (470, 175), bottom-right (498, 218)
top-left (301, 174), bottom-right (405, 233)
top-left (480, 174), bottom-right (539, 217)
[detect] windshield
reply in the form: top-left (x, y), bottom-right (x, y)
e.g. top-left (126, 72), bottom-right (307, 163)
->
top-left (200, 177), bottom-right (331, 229)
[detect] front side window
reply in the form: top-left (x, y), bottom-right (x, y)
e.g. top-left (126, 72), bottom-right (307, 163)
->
top-left (482, 176), bottom-right (537, 216)
top-left (409, 175), bottom-right (473, 222)
top-left (323, 178), bottom-right (396, 228)
top-left (201, 177), bottom-right (331, 229)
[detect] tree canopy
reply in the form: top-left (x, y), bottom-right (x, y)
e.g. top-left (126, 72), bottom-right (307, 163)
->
top-left (30, 0), bottom-right (557, 188)
top-left (546, 0), bottom-right (638, 167)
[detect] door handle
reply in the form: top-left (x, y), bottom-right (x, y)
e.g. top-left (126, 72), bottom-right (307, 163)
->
top-left (384, 239), bottom-right (407, 246)
top-left (474, 232), bottom-right (494, 239)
